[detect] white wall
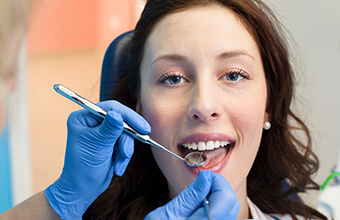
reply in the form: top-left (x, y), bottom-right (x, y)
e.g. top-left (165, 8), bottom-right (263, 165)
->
top-left (263, 0), bottom-right (340, 205)
top-left (8, 36), bottom-right (32, 205)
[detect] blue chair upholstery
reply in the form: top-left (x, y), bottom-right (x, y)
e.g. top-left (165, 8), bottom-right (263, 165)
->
top-left (100, 31), bottom-right (133, 102)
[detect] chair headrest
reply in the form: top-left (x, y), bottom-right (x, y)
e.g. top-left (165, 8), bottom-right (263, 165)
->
top-left (100, 31), bottom-right (133, 101)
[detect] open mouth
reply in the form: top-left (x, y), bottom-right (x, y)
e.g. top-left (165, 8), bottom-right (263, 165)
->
top-left (179, 140), bottom-right (235, 170)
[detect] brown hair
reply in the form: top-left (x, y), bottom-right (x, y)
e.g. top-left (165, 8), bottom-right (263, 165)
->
top-left (84, 0), bottom-right (326, 219)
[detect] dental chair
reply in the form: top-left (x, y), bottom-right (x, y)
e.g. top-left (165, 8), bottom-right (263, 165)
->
top-left (100, 31), bottom-right (133, 102)
top-left (99, 31), bottom-right (300, 201)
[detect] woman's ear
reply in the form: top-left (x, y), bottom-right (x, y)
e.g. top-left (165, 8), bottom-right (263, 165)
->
top-left (263, 112), bottom-right (271, 130)
top-left (264, 112), bottom-right (270, 123)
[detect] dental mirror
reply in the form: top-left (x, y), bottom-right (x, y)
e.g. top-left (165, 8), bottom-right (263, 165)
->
top-left (54, 84), bottom-right (208, 167)
top-left (184, 151), bottom-right (207, 167)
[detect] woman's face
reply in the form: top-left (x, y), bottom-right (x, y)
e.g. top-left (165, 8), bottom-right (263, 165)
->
top-left (138, 5), bottom-right (268, 198)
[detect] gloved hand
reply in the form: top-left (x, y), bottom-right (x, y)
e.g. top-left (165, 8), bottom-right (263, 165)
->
top-left (45, 100), bottom-right (151, 220)
top-left (145, 170), bottom-right (239, 220)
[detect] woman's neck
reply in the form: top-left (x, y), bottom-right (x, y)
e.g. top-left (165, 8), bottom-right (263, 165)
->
top-left (235, 180), bottom-right (249, 219)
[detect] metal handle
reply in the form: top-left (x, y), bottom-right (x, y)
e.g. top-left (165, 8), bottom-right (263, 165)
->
top-left (53, 84), bottom-right (186, 162)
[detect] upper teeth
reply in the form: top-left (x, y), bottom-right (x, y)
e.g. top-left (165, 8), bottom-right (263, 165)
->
top-left (182, 141), bottom-right (230, 151)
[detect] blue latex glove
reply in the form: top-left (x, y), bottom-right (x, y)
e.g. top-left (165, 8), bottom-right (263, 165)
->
top-left (45, 101), bottom-right (151, 220)
top-left (145, 170), bottom-right (239, 220)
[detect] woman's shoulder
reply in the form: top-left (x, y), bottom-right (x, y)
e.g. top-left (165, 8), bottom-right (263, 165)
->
top-left (247, 197), bottom-right (310, 220)
top-left (264, 213), bottom-right (307, 220)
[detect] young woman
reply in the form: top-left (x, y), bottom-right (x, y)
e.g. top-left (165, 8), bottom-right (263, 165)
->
top-left (81, 0), bottom-right (326, 219)
top-left (1, 0), bottom-right (326, 219)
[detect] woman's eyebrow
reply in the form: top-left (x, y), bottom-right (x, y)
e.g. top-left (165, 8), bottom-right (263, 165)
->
top-left (151, 50), bottom-right (254, 67)
top-left (151, 54), bottom-right (188, 66)
top-left (217, 50), bottom-right (254, 61)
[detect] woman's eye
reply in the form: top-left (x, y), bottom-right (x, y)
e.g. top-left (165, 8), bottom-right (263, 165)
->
top-left (164, 76), bottom-right (182, 85)
top-left (159, 72), bottom-right (187, 85)
top-left (221, 69), bottom-right (249, 82)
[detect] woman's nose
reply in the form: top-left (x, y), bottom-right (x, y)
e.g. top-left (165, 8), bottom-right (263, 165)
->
top-left (186, 84), bottom-right (223, 122)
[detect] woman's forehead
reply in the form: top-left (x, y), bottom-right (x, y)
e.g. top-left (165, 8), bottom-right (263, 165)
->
top-left (142, 5), bottom-right (261, 71)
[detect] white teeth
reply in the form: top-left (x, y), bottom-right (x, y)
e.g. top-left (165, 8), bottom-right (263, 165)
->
top-left (220, 141), bottom-right (229, 147)
top-left (214, 141), bottom-right (220, 149)
top-left (198, 142), bottom-right (205, 151)
top-left (182, 141), bottom-right (230, 151)
top-left (207, 141), bottom-right (214, 150)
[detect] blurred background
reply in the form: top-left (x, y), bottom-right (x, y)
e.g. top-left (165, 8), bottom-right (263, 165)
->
top-left (0, 0), bottom-right (146, 211)
top-left (0, 0), bottom-right (339, 213)
top-left (26, 0), bottom-right (140, 195)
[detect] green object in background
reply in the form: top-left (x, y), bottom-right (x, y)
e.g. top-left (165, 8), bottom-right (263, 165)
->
top-left (320, 172), bottom-right (340, 191)
top-left (0, 122), bottom-right (13, 212)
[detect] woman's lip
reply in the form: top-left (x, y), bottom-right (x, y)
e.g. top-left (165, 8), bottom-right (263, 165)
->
top-left (177, 132), bottom-right (234, 146)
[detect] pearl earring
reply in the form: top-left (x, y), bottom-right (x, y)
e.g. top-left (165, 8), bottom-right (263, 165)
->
top-left (263, 122), bottom-right (271, 130)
